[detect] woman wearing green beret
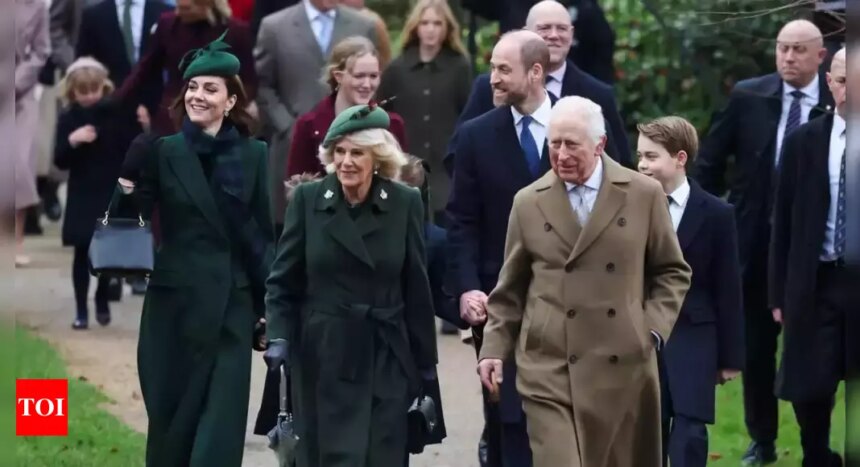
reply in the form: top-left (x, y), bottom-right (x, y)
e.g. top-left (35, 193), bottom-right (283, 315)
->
top-left (264, 104), bottom-right (439, 466)
top-left (117, 35), bottom-right (273, 467)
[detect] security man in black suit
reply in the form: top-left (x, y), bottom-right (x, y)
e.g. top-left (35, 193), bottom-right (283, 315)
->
top-left (769, 47), bottom-right (854, 467)
top-left (694, 20), bottom-right (833, 465)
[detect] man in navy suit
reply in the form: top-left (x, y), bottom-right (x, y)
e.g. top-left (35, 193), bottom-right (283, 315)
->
top-left (769, 48), bottom-right (854, 467)
top-left (451, 1), bottom-right (629, 168)
top-left (637, 116), bottom-right (745, 467)
top-left (446, 30), bottom-right (554, 467)
top-left (694, 20), bottom-right (832, 465)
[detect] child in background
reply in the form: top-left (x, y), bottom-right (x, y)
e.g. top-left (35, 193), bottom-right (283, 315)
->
top-left (54, 57), bottom-right (126, 330)
top-left (399, 155), bottom-right (466, 331)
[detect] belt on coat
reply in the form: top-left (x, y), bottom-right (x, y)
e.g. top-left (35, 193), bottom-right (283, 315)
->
top-left (307, 300), bottom-right (419, 394)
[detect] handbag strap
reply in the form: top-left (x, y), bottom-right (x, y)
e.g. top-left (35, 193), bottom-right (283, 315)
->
top-left (103, 184), bottom-right (145, 226)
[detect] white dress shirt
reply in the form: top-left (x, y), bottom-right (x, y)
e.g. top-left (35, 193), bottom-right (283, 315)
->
top-left (115, 0), bottom-right (145, 61)
top-left (545, 61), bottom-right (566, 99)
top-left (511, 92), bottom-right (552, 160)
top-left (821, 114), bottom-right (846, 260)
top-left (775, 75), bottom-right (820, 165)
top-left (564, 156), bottom-right (603, 226)
top-left (667, 178), bottom-right (691, 233)
top-left (304, 0), bottom-right (336, 50)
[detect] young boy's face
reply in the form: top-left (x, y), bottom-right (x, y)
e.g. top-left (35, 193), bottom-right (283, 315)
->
top-left (636, 134), bottom-right (686, 192)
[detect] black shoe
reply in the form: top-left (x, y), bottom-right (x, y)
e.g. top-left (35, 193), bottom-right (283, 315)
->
top-left (44, 200), bottom-right (62, 222)
top-left (95, 303), bottom-right (111, 326)
top-left (72, 319), bottom-right (89, 330)
top-left (742, 441), bottom-right (777, 466)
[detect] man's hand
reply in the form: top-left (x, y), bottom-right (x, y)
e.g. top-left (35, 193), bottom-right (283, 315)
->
top-left (69, 125), bottom-right (97, 146)
top-left (478, 358), bottom-right (503, 398)
top-left (459, 290), bottom-right (488, 326)
top-left (136, 105), bottom-right (151, 131)
top-left (717, 369), bottom-right (740, 385)
top-left (772, 308), bottom-right (782, 324)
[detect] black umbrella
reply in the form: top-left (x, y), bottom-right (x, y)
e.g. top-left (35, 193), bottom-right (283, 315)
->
top-left (266, 366), bottom-right (299, 467)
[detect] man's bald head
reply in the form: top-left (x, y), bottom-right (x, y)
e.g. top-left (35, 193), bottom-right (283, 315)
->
top-left (524, 1), bottom-right (573, 71)
top-left (775, 19), bottom-right (826, 88)
top-left (828, 47), bottom-right (847, 116)
top-left (490, 30), bottom-right (550, 107)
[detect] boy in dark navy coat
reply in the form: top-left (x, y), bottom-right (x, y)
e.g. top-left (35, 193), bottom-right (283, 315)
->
top-left (637, 116), bottom-right (745, 467)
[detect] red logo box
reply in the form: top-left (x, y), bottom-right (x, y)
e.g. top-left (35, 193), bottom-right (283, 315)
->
top-left (16, 379), bottom-right (68, 436)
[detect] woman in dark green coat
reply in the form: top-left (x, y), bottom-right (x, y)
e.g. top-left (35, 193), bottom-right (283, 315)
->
top-left (264, 104), bottom-right (439, 466)
top-left (117, 35), bottom-right (273, 467)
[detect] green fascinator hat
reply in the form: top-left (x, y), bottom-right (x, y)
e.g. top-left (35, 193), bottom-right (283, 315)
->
top-left (322, 103), bottom-right (392, 148)
top-left (179, 31), bottom-right (241, 81)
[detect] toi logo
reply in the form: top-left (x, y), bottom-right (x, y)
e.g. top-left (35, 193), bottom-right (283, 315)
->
top-left (16, 379), bottom-right (68, 436)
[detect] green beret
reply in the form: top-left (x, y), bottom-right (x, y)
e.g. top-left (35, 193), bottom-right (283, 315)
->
top-left (180, 31), bottom-right (241, 81)
top-left (322, 104), bottom-right (391, 148)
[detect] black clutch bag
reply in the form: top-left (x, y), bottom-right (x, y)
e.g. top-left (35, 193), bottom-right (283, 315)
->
top-left (88, 187), bottom-right (154, 278)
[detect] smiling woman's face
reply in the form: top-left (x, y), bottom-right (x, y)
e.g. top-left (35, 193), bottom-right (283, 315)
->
top-left (184, 75), bottom-right (236, 128)
top-left (333, 137), bottom-right (375, 191)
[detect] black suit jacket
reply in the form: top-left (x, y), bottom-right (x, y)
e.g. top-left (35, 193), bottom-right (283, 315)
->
top-left (75, 0), bottom-right (170, 114)
top-left (694, 72), bottom-right (833, 270)
top-left (768, 114), bottom-right (842, 402)
top-left (663, 180), bottom-right (744, 422)
top-left (445, 103), bottom-right (554, 423)
top-left (447, 61), bottom-right (631, 169)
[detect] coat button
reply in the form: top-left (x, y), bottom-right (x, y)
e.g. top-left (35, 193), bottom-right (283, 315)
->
top-left (424, 142), bottom-right (431, 149)
top-left (617, 217), bottom-right (626, 227)
top-left (424, 115), bottom-right (431, 122)
top-left (606, 262), bottom-right (615, 272)
top-left (607, 308), bottom-right (616, 317)
top-left (565, 263), bottom-right (574, 273)
top-left (568, 355), bottom-right (578, 364)
top-left (424, 89), bottom-right (431, 95)
top-left (544, 223), bottom-right (552, 231)
top-left (609, 355), bottom-right (618, 364)
top-left (567, 309), bottom-right (576, 318)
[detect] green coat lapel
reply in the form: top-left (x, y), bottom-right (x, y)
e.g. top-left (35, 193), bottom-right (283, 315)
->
top-left (240, 141), bottom-right (256, 204)
top-left (165, 146), bottom-right (229, 240)
top-left (314, 175), bottom-right (390, 270)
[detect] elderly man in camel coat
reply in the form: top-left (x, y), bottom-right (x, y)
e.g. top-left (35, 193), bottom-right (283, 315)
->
top-left (478, 96), bottom-right (692, 467)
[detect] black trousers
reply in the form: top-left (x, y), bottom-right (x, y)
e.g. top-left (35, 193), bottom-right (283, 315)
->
top-left (792, 262), bottom-right (855, 467)
top-left (741, 229), bottom-right (781, 444)
top-left (72, 243), bottom-right (110, 321)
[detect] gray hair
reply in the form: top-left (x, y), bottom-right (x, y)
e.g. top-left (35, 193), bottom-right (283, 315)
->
top-left (550, 96), bottom-right (606, 144)
top-left (317, 128), bottom-right (407, 180)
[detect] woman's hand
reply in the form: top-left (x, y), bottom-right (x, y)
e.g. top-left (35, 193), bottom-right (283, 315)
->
top-left (263, 339), bottom-right (289, 372)
top-left (69, 125), bottom-right (98, 147)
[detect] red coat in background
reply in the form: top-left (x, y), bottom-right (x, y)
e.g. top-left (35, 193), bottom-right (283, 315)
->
top-left (228, 0), bottom-right (253, 23)
top-left (117, 12), bottom-right (258, 136)
top-left (285, 94), bottom-right (409, 178)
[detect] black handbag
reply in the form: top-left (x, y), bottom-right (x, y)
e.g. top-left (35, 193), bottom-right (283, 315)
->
top-left (88, 187), bottom-right (154, 278)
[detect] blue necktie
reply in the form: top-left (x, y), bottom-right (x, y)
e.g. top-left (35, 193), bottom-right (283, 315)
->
top-left (777, 90), bottom-right (804, 167)
top-left (519, 115), bottom-right (541, 177)
top-left (316, 15), bottom-right (332, 54)
top-left (835, 139), bottom-right (847, 257)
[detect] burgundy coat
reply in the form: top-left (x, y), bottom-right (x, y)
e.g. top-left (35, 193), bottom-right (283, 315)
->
top-left (117, 12), bottom-right (257, 136)
top-left (285, 95), bottom-right (409, 178)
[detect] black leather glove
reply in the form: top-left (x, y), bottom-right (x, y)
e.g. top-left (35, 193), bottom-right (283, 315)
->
top-left (120, 132), bottom-right (158, 183)
top-left (263, 339), bottom-right (289, 372)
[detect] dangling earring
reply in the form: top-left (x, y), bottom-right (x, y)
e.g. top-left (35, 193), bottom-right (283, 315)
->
top-left (224, 109), bottom-right (230, 117)
top-left (373, 164), bottom-right (379, 174)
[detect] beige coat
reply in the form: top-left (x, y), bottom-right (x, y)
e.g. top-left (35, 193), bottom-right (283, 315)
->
top-left (480, 155), bottom-right (691, 467)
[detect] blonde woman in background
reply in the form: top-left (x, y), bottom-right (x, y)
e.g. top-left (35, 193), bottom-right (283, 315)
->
top-left (378, 0), bottom-right (472, 226)
top-left (285, 36), bottom-right (408, 178)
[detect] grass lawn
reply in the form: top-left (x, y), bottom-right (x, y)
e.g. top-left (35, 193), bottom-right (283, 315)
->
top-left (708, 378), bottom-right (846, 465)
top-left (14, 325), bottom-right (146, 467)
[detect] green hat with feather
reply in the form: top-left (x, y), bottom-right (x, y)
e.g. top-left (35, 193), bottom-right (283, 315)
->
top-left (322, 103), bottom-right (391, 148)
top-left (179, 31), bottom-right (240, 80)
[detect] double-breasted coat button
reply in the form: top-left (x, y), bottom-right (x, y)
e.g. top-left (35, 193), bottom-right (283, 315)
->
top-left (609, 355), bottom-right (618, 364)
top-left (606, 262), bottom-right (615, 272)
top-left (567, 309), bottom-right (576, 318)
top-left (423, 115), bottom-right (431, 122)
top-left (568, 355), bottom-right (578, 364)
top-left (424, 89), bottom-right (431, 95)
top-left (424, 142), bottom-right (431, 149)
top-left (565, 264), bottom-right (574, 273)
top-left (544, 223), bottom-right (552, 231)
top-left (617, 217), bottom-right (626, 227)
top-left (607, 308), bottom-right (616, 317)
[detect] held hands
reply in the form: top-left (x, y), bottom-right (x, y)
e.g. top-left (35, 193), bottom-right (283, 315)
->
top-left (478, 358), bottom-right (503, 402)
top-left (263, 338), bottom-right (289, 372)
top-left (459, 290), bottom-right (488, 326)
top-left (717, 369), bottom-right (741, 385)
top-left (69, 125), bottom-right (98, 147)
